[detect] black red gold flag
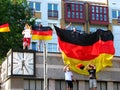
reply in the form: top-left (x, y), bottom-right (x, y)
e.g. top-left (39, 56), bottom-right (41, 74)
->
top-left (54, 25), bottom-right (115, 75)
top-left (0, 23), bottom-right (10, 32)
top-left (32, 26), bottom-right (52, 40)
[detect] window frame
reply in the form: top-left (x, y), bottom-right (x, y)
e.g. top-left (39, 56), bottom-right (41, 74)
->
top-left (64, 3), bottom-right (85, 23)
top-left (112, 9), bottom-right (120, 19)
top-left (29, 1), bottom-right (41, 12)
top-left (48, 3), bottom-right (58, 18)
top-left (89, 5), bottom-right (109, 25)
top-left (47, 43), bottom-right (58, 52)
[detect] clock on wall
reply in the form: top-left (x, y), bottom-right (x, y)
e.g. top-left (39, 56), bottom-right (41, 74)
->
top-left (11, 50), bottom-right (36, 76)
top-left (7, 49), bottom-right (35, 76)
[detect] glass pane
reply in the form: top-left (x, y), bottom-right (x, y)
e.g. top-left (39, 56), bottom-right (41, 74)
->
top-left (104, 7), bottom-right (107, 13)
top-left (76, 25), bottom-right (83, 32)
top-left (72, 12), bottom-right (75, 18)
top-left (48, 4), bottom-right (52, 10)
top-left (112, 10), bottom-right (117, 18)
top-left (90, 27), bottom-right (97, 33)
top-left (76, 4), bottom-right (79, 11)
top-left (47, 43), bottom-right (52, 52)
top-left (36, 81), bottom-right (42, 90)
top-left (29, 2), bottom-right (33, 9)
top-left (72, 4), bottom-right (74, 11)
top-left (96, 14), bottom-right (99, 20)
top-left (76, 12), bottom-right (79, 18)
top-left (100, 14), bottom-right (103, 21)
top-left (24, 80), bottom-right (29, 90)
top-left (104, 15), bottom-right (107, 21)
top-left (118, 11), bottom-right (120, 17)
top-left (52, 44), bottom-right (57, 52)
top-left (80, 5), bottom-right (83, 11)
top-left (96, 6), bottom-right (99, 13)
top-left (67, 11), bottom-right (71, 18)
top-left (92, 14), bottom-right (95, 20)
top-left (32, 42), bottom-right (37, 51)
top-left (92, 6), bottom-right (95, 12)
top-left (101, 82), bottom-right (107, 90)
top-left (100, 7), bottom-right (102, 13)
top-left (67, 4), bottom-right (71, 11)
top-left (30, 80), bottom-right (35, 89)
top-left (113, 82), bottom-right (117, 90)
top-left (35, 2), bottom-right (40, 11)
top-left (53, 11), bottom-right (58, 17)
top-left (80, 13), bottom-right (83, 19)
top-left (54, 4), bottom-right (58, 10)
top-left (47, 43), bottom-right (57, 52)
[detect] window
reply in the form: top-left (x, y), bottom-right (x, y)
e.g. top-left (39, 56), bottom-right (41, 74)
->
top-left (47, 43), bottom-right (58, 52)
top-left (32, 42), bottom-right (37, 51)
top-left (29, 2), bottom-right (33, 9)
top-left (35, 2), bottom-right (40, 11)
top-left (65, 3), bottom-right (85, 23)
top-left (100, 7), bottom-right (102, 13)
top-left (118, 11), bottom-right (120, 16)
top-left (66, 24), bottom-right (83, 32)
top-left (24, 80), bottom-right (43, 90)
top-left (112, 10), bottom-right (120, 19)
top-left (48, 3), bottom-right (58, 18)
top-left (29, 1), bottom-right (41, 12)
top-left (114, 82), bottom-right (120, 90)
top-left (92, 6), bottom-right (95, 12)
top-left (89, 5), bottom-right (109, 24)
top-left (90, 25), bottom-right (107, 33)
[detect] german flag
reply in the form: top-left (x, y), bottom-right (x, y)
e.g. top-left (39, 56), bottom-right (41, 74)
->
top-left (32, 26), bottom-right (53, 40)
top-left (54, 25), bottom-right (115, 75)
top-left (0, 23), bottom-right (10, 32)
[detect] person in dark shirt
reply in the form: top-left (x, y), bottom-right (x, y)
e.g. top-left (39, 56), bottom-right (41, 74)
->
top-left (86, 64), bottom-right (97, 90)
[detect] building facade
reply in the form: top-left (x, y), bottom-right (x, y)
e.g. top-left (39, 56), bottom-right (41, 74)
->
top-left (28, 0), bottom-right (120, 57)
top-left (1, 49), bottom-right (120, 90)
top-left (27, 0), bottom-right (61, 52)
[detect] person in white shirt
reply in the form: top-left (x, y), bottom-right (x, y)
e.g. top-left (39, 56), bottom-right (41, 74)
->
top-left (22, 23), bottom-right (32, 49)
top-left (63, 64), bottom-right (75, 90)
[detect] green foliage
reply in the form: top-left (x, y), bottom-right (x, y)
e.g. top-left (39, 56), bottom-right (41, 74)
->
top-left (0, 0), bottom-right (35, 61)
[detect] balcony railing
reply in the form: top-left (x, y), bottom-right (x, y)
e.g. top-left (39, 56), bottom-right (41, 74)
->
top-left (48, 10), bottom-right (58, 18)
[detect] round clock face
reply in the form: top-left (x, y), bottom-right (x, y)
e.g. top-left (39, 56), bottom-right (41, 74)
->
top-left (12, 52), bottom-right (35, 76)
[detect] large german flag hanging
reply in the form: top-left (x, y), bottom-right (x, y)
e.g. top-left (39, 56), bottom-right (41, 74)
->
top-left (54, 25), bottom-right (115, 75)
top-left (32, 26), bottom-right (53, 40)
top-left (0, 23), bottom-right (10, 32)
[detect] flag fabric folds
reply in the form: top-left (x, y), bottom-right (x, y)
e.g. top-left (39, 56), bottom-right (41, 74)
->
top-left (0, 23), bottom-right (10, 32)
top-left (32, 26), bottom-right (53, 40)
top-left (54, 25), bottom-right (115, 75)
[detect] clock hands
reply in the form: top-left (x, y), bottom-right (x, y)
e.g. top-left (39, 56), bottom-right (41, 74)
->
top-left (21, 60), bottom-right (29, 74)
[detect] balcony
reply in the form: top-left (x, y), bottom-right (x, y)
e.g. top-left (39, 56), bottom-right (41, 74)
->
top-left (48, 10), bottom-right (58, 19)
top-left (89, 5), bottom-right (109, 25)
top-left (64, 3), bottom-right (85, 23)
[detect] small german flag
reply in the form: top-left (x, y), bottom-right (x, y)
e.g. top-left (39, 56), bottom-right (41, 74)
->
top-left (54, 25), bottom-right (115, 75)
top-left (0, 23), bottom-right (10, 32)
top-left (32, 26), bottom-right (52, 40)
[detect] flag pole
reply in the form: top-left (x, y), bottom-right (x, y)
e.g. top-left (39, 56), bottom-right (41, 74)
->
top-left (43, 41), bottom-right (47, 90)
